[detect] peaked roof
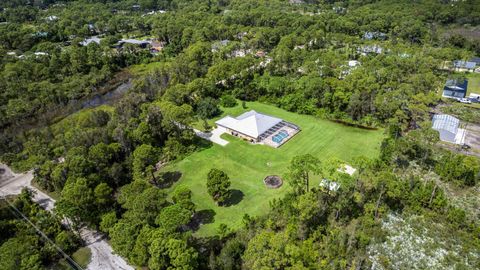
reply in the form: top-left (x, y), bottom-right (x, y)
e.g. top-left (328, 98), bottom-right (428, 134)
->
top-left (215, 110), bottom-right (283, 138)
top-left (432, 114), bottom-right (459, 135)
top-left (454, 60), bottom-right (476, 69)
top-left (443, 79), bottom-right (468, 98)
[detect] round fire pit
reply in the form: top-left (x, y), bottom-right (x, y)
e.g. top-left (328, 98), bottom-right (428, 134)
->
top-left (263, 175), bottom-right (283, 189)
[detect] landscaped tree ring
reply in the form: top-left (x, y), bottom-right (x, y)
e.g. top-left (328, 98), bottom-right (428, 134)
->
top-left (263, 175), bottom-right (283, 189)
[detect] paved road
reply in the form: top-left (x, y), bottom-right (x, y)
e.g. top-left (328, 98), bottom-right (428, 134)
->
top-left (194, 127), bottom-right (229, 146)
top-left (0, 163), bottom-right (133, 270)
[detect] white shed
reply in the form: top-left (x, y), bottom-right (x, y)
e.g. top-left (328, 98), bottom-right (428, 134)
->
top-left (432, 114), bottom-right (460, 143)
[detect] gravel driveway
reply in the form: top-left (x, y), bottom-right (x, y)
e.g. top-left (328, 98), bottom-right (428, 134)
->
top-left (0, 163), bottom-right (133, 270)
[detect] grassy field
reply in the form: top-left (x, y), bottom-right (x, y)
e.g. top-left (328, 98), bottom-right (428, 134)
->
top-left (54, 247), bottom-right (91, 269)
top-left (72, 247), bottom-right (92, 269)
top-left (467, 73), bottom-right (480, 96)
top-left (163, 102), bottom-right (384, 236)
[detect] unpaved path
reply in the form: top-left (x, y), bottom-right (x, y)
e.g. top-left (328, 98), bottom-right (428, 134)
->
top-left (0, 163), bottom-right (133, 270)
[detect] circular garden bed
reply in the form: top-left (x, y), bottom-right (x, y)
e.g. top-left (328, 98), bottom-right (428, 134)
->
top-left (263, 175), bottom-right (283, 189)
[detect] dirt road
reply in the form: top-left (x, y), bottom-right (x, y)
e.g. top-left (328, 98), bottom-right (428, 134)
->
top-left (0, 163), bottom-right (133, 270)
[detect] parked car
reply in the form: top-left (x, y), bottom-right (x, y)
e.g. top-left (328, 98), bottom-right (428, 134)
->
top-left (461, 144), bottom-right (471, 150)
top-left (458, 98), bottom-right (472, 104)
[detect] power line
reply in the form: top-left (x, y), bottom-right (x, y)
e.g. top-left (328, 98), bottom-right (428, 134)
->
top-left (0, 190), bottom-right (84, 270)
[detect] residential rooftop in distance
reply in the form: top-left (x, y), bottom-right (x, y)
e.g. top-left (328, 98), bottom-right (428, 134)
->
top-left (442, 79), bottom-right (468, 99)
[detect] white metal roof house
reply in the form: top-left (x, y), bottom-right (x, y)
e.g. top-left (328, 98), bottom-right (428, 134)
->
top-left (216, 111), bottom-right (282, 140)
top-left (79, 36), bottom-right (101, 46)
top-left (432, 114), bottom-right (465, 144)
top-left (215, 110), bottom-right (300, 146)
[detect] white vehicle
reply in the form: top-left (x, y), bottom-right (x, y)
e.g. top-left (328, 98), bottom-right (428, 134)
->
top-left (458, 98), bottom-right (472, 104)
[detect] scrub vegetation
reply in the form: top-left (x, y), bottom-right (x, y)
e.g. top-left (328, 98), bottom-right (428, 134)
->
top-left (1, 0), bottom-right (479, 269)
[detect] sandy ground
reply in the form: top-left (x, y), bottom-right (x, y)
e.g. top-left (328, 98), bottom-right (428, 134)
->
top-left (0, 163), bottom-right (133, 270)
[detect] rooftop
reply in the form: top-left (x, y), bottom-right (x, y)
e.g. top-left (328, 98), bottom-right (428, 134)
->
top-left (432, 114), bottom-right (459, 135)
top-left (80, 36), bottom-right (101, 46)
top-left (470, 57), bottom-right (480, 65)
top-left (454, 60), bottom-right (476, 69)
top-left (443, 79), bottom-right (468, 98)
top-left (215, 110), bottom-right (283, 138)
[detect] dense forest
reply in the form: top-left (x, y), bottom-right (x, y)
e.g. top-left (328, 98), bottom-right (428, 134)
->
top-left (1, 0), bottom-right (479, 269)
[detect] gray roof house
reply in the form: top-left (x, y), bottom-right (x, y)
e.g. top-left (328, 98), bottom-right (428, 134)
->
top-left (454, 60), bottom-right (476, 71)
top-left (432, 114), bottom-right (460, 143)
top-left (363, 31), bottom-right (387, 40)
top-left (442, 79), bottom-right (468, 99)
top-left (470, 57), bottom-right (480, 65)
top-left (80, 36), bottom-right (101, 46)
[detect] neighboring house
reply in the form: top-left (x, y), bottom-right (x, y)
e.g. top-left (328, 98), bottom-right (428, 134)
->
top-left (116, 39), bottom-right (151, 49)
top-left (471, 57), bottom-right (480, 72)
top-left (442, 79), bottom-right (468, 99)
top-left (46, 15), bottom-right (58, 21)
top-left (453, 60), bottom-right (476, 72)
top-left (211, 39), bottom-right (229, 52)
top-left (80, 36), bottom-right (101, 46)
top-left (215, 110), bottom-right (300, 147)
top-left (34, 52), bottom-right (49, 57)
top-left (363, 31), bottom-right (387, 40)
top-left (235, 31), bottom-right (248, 40)
top-left (469, 93), bottom-right (480, 102)
top-left (432, 114), bottom-right (464, 144)
top-left (230, 48), bottom-right (251, 58)
top-left (33, 31), bottom-right (48, 38)
top-left (357, 45), bottom-right (384, 55)
top-left (319, 179), bottom-right (340, 192)
top-left (151, 40), bottom-right (166, 52)
top-left (340, 60), bottom-right (361, 78)
top-left (255, 50), bottom-right (266, 57)
top-left (348, 60), bottom-right (360, 67)
top-left (470, 57), bottom-right (480, 66)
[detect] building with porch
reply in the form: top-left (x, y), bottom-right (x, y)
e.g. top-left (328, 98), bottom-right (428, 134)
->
top-left (215, 110), bottom-right (300, 147)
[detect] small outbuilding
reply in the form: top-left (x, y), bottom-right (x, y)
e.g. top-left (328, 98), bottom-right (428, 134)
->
top-left (432, 114), bottom-right (462, 144)
top-left (453, 60), bottom-right (476, 72)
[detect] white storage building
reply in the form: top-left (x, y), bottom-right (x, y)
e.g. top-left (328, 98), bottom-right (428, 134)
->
top-left (432, 114), bottom-right (461, 143)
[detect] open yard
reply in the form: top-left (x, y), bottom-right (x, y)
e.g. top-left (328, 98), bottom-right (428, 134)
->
top-left (467, 73), bottom-right (480, 96)
top-left (163, 102), bottom-right (384, 236)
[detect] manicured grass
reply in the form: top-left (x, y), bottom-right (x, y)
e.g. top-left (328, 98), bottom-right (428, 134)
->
top-left (467, 73), bottom-right (480, 96)
top-left (72, 247), bottom-right (92, 269)
top-left (163, 102), bottom-right (384, 236)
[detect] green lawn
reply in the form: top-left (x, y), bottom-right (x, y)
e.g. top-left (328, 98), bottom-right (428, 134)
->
top-left (163, 102), bottom-right (384, 236)
top-left (72, 247), bottom-right (92, 269)
top-left (54, 247), bottom-right (91, 269)
top-left (467, 73), bottom-right (480, 96)
top-left (462, 73), bottom-right (480, 109)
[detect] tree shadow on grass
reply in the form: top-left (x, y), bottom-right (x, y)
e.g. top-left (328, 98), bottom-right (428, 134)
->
top-left (155, 171), bottom-right (182, 189)
top-left (188, 209), bottom-right (216, 232)
top-left (223, 189), bottom-right (244, 207)
top-left (194, 135), bottom-right (214, 151)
